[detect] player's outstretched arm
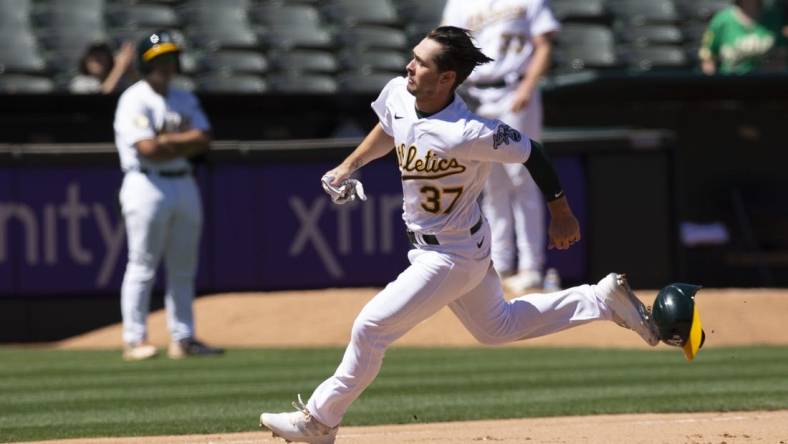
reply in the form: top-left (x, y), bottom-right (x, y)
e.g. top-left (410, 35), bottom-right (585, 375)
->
top-left (324, 123), bottom-right (394, 186)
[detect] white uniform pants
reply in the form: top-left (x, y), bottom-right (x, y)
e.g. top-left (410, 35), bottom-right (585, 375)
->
top-left (476, 88), bottom-right (545, 275)
top-left (306, 227), bottom-right (613, 428)
top-left (119, 171), bottom-right (202, 344)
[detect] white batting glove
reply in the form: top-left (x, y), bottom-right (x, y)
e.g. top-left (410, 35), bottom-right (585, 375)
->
top-left (321, 175), bottom-right (367, 205)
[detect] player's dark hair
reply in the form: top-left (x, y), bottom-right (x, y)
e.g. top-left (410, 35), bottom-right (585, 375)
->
top-left (426, 26), bottom-right (493, 90)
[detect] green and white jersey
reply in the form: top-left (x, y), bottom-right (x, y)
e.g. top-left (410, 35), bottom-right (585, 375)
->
top-left (699, 5), bottom-right (783, 74)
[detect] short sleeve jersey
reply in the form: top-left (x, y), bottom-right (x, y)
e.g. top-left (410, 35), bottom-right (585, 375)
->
top-left (699, 5), bottom-right (783, 74)
top-left (371, 77), bottom-right (531, 234)
top-left (113, 80), bottom-right (211, 172)
top-left (442, 0), bottom-right (560, 83)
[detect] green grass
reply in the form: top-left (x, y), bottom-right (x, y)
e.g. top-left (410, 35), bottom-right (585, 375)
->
top-left (1, 346), bottom-right (788, 442)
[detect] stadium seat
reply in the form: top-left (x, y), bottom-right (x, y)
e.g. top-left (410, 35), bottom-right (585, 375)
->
top-left (269, 50), bottom-right (338, 74)
top-left (187, 25), bottom-right (259, 50)
top-left (42, 0), bottom-right (105, 9)
top-left (268, 73), bottom-right (338, 93)
top-left (0, 74), bottom-right (55, 93)
top-left (553, 25), bottom-right (622, 71)
top-left (0, 30), bottom-right (46, 75)
top-left (198, 50), bottom-right (268, 75)
top-left (551, 0), bottom-right (609, 23)
top-left (38, 28), bottom-right (109, 51)
top-left (339, 49), bottom-right (407, 74)
top-left (261, 26), bottom-right (334, 50)
top-left (676, 0), bottom-right (729, 21)
top-left (34, 7), bottom-right (105, 29)
top-left (196, 73), bottom-right (267, 93)
top-left (625, 46), bottom-right (690, 71)
top-left (0, 46), bottom-right (47, 74)
top-left (555, 24), bottom-right (615, 49)
top-left (607, 0), bottom-right (682, 25)
top-left (615, 24), bottom-right (684, 47)
top-left (0, 0), bottom-right (32, 27)
top-left (323, 0), bottom-right (401, 27)
top-left (178, 4), bottom-right (249, 26)
top-left (252, 3), bottom-right (322, 28)
top-left (338, 26), bottom-right (408, 51)
top-left (337, 72), bottom-right (396, 93)
top-left (392, 0), bottom-right (446, 23)
top-left (180, 0), bottom-right (250, 10)
top-left (107, 4), bottom-right (180, 29)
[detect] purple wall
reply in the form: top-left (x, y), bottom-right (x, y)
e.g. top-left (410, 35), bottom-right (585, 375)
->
top-left (0, 157), bottom-right (587, 297)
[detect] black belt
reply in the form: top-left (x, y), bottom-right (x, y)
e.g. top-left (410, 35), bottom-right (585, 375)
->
top-left (471, 75), bottom-right (523, 89)
top-left (138, 168), bottom-right (191, 178)
top-left (407, 217), bottom-right (483, 246)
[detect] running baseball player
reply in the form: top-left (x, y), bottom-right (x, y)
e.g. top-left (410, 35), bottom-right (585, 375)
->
top-left (443, 0), bottom-right (560, 292)
top-left (259, 27), bottom-right (658, 444)
top-left (114, 30), bottom-right (223, 361)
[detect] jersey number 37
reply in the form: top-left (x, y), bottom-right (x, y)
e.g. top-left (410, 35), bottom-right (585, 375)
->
top-left (420, 186), bottom-right (464, 214)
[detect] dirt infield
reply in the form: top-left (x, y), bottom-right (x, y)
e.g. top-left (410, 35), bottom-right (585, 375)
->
top-left (59, 287), bottom-right (788, 350)
top-left (18, 411), bottom-right (788, 444)
top-left (52, 287), bottom-right (788, 444)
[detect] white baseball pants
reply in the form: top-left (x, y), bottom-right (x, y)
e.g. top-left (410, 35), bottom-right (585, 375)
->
top-left (119, 171), bottom-right (202, 345)
top-left (306, 228), bottom-right (614, 428)
top-left (476, 88), bottom-right (545, 275)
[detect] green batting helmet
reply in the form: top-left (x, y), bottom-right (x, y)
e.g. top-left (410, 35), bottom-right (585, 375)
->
top-left (652, 283), bottom-right (705, 361)
top-left (137, 30), bottom-right (181, 74)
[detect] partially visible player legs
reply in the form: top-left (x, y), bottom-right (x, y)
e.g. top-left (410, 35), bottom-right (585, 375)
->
top-left (506, 93), bottom-right (547, 292)
top-left (119, 172), bottom-right (170, 361)
top-left (165, 177), bottom-right (223, 359)
top-left (261, 248), bottom-right (491, 441)
top-left (482, 164), bottom-right (516, 276)
top-left (450, 266), bottom-right (659, 346)
top-left (481, 91), bottom-right (548, 292)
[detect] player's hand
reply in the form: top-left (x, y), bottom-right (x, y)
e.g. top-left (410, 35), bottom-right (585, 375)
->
top-left (323, 165), bottom-right (353, 187)
top-left (546, 197), bottom-right (581, 250)
top-left (510, 85), bottom-right (532, 113)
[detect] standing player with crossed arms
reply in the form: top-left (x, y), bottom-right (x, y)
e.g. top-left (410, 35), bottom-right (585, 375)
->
top-left (443, 0), bottom-right (560, 292)
top-left (114, 30), bottom-right (223, 361)
top-left (259, 27), bottom-right (659, 444)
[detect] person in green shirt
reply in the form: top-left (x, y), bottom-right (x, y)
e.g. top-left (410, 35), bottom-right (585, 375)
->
top-left (700, 0), bottom-right (785, 74)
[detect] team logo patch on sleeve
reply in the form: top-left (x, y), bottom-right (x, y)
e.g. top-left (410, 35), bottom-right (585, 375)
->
top-left (134, 114), bottom-right (150, 129)
top-left (492, 124), bottom-right (522, 149)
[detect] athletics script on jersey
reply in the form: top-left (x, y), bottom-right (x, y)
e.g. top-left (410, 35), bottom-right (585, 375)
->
top-left (396, 144), bottom-right (467, 180)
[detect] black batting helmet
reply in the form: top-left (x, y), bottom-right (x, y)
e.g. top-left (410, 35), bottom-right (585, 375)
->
top-left (652, 283), bottom-right (705, 361)
top-left (137, 30), bottom-right (181, 74)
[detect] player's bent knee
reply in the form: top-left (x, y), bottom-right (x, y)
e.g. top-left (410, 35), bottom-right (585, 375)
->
top-left (350, 317), bottom-right (389, 350)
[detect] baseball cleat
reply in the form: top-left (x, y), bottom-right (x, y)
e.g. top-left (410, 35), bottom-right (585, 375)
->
top-left (168, 337), bottom-right (224, 359)
top-left (260, 394), bottom-right (337, 444)
top-left (598, 273), bottom-right (660, 346)
top-left (122, 342), bottom-right (158, 361)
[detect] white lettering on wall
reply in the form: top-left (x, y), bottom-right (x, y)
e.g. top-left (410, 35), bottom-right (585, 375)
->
top-left (0, 182), bottom-right (125, 288)
top-left (288, 193), bottom-right (403, 278)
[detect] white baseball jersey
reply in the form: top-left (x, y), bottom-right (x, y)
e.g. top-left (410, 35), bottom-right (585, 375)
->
top-left (114, 80), bottom-right (211, 172)
top-left (371, 76), bottom-right (532, 234)
top-left (114, 79), bottom-right (210, 346)
top-left (442, 0), bottom-right (560, 84)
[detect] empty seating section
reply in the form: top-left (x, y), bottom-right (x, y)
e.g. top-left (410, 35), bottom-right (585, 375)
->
top-left (0, 0), bottom-right (742, 94)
